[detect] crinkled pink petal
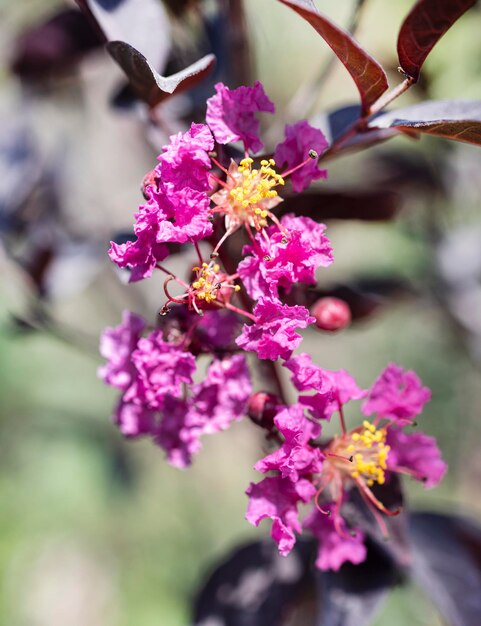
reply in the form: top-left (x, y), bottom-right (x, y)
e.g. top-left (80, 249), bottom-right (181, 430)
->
top-left (189, 355), bottom-right (251, 434)
top-left (238, 215), bottom-right (333, 300)
top-left (274, 120), bottom-right (328, 193)
top-left (156, 123), bottom-right (214, 191)
top-left (387, 428), bottom-right (447, 488)
top-left (155, 185), bottom-right (212, 243)
top-left (246, 476), bottom-right (316, 556)
top-left (98, 311), bottom-right (145, 390)
top-left (303, 505), bottom-right (367, 571)
top-left (131, 331), bottom-right (196, 409)
top-left (155, 396), bottom-right (201, 468)
top-left (362, 363), bottom-right (431, 424)
top-left (254, 405), bottom-right (324, 481)
top-left (236, 297), bottom-right (315, 361)
top-left (108, 200), bottom-right (170, 282)
top-left (284, 353), bottom-right (326, 392)
top-left (114, 399), bottom-right (156, 438)
top-left (206, 81), bottom-right (275, 153)
top-left (274, 404), bottom-right (321, 444)
top-left (196, 310), bottom-right (241, 351)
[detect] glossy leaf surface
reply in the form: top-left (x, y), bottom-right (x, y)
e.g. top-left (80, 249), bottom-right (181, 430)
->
top-left (277, 0), bottom-right (388, 113)
top-left (279, 189), bottom-right (401, 221)
top-left (409, 512), bottom-right (481, 626)
top-left (76, 0), bottom-right (170, 71)
top-left (370, 100), bottom-right (481, 146)
top-left (106, 41), bottom-right (215, 107)
top-left (398, 0), bottom-right (476, 81)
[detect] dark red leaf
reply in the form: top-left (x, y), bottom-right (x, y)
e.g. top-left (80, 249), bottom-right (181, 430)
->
top-left (10, 8), bottom-right (102, 79)
top-left (370, 100), bottom-right (481, 146)
top-left (409, 512), bottom-right (481, 626)
top-left (279, 188), bottom-right (401, 221)
top-left (277, 0), bottom-right (389, 113)
top-left (315, 539), bottom-right (399, 626)
top-left (106, 41), bottom-right (215, 107)
top-left (75, 0), bottom-right (171, 72)
top-left (398, 0), bottom-right (476, 82)
top-left (193, 539), bottom-right (314, 625)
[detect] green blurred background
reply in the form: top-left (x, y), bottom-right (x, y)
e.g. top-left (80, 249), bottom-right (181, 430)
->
top-left (1, 1), bottom-right (481, 624)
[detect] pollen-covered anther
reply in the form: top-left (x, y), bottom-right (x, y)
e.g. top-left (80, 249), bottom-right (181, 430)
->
top-left (327, 421), bottom-right (390, 487)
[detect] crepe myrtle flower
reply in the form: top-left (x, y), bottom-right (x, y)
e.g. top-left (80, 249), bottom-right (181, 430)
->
top-left (99, 312), bottom-right (252, 466)
top-left (245, 357), bottom-right (446, 568)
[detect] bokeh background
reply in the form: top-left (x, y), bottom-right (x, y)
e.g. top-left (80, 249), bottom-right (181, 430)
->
top-left (1, 0), bottom-right (481, 624)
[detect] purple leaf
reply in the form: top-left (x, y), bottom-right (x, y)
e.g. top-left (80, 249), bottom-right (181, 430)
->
top-left (10, 8), bottom-right (102, 79)
top-left (398, 0), bottom-right (476, 82)
top-left (315, 540), bottom-right (398, 626)
top-left (106, 42), bottom-right (215, 107)
top-left (279, 189), bottom-right (401, 221)
top-left (75, 0), bottom-right (171, 72)
top-left (192, 539), bottom-right (314, 625)
top-left (409, 512), bottom-right (481, 626)
top-left (345, 476), bottom-right (409, 566)
top-left (277, 0), bottom-right (389, 113)
top-left (370, 100), bottom-right (481, 146)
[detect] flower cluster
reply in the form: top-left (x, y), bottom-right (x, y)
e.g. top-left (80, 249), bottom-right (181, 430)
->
top-left (100, 81), bottom-right (446, 571)
top-left (246, 358), bottom-right (446, 570)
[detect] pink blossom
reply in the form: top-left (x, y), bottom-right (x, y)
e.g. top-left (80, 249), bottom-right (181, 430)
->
top-left (114, 400), bottom-right (156, 438)
top-left (236, 297), bottom-right (315, 361)
top-left (254, 404), bottom-right (324, 482)
top-left (156, 123), bottom-right (214, 191)
top-left (246, 476), bottom-right (316, 556)
top-left (108, 199), bottom-right (169, 282)
top-left (189, 355), bottom-right (252, 434)
top-left (283, 353), bottom-right (326, 392)
top-left (154, 185), bottom-right (212, 244)
top-left (238, 215), bottom-right (333, 300)
top-left (285, 355), bottom-right (364, 420)
top-left (387, 429), bottom-right (447, 488)
top-left (362, 363), bottom-right (431, 425)
top-left (206, 81), bottom-right (275, 153)
top-left (98, 311), bottom-right (145, 390)
top-left (195, 310), bottom-right (241, 351)
top-left (154, 356), bottom-right (250, 468)
top-left (130, 331), bottom-right (196, 409)
top-left (274, 120), bottom-right (328, 192)
top-left (155, 396), bottom-right (201, 469)
top-left (303, 506), bottom-right (367, 570)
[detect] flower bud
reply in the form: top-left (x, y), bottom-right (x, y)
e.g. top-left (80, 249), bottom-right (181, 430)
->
top-left (311, 297), bottom-right (351, 332)
top-left (248, 392), bottom-right (280, 430)
top-left (141, 169), bottom-right (159, 198)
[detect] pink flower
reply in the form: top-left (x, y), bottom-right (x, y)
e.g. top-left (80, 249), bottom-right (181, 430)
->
top-left (236, 297), bottom-right (315, 361)
top-left (114, 400), bottom-right (156, 438)
top-left (387, 429), bottom-right (447, 488)
top-left (195, 310), bottom-right (241, 351)
top-left (303, 506), bottom-right (367, 571)
top-left (238, 215), bottom-right (333, 299)
top-left (362, 363), bottom-right (431, 425)
top-left (154, 185), bottom-right (212, 244)
top-left (254, 404), bottom-right (324, 482)
top-left (156, 123), bottom-right (214, 191)
top-left (274, 120), bottom-right (328, 192)
top-left (154, 355), bottom-right (251, 468)
top-left (246, 476), bottom-right (316, 556)
top-left (189, 355), bottom-right (252, 434)
top-left (283, 353), bottom-right (327, 392)
top-left (206, 81), bottom-right (275, 153)
top-left (98, 311), bottom-right (145, 390)
top-left (155, 396), bottom-right (201, 469)
top-left (284, 354), bottom-right (365, 420)
top-left (108, 199), bottom-right (169, 282)
top-left (130, 331), bottom-right (196, 409)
